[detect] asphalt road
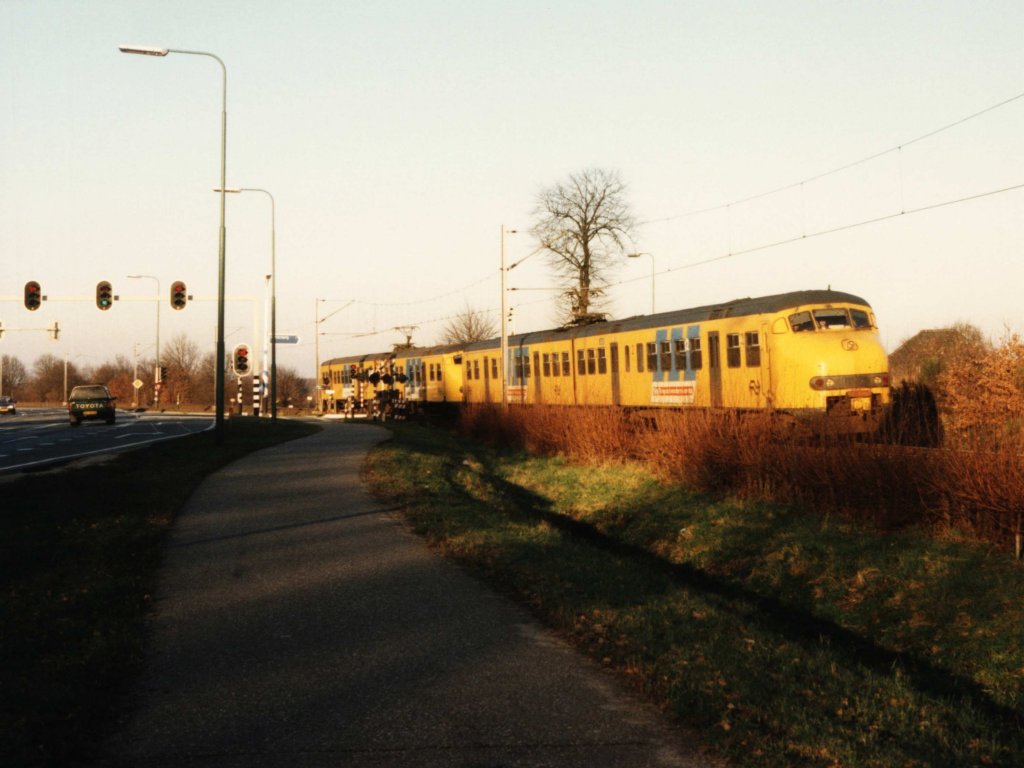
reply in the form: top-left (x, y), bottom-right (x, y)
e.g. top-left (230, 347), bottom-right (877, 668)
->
top-left (99, 423), bottom-right (714, 768)
top-left (0, 408), bottom-right (212, 473)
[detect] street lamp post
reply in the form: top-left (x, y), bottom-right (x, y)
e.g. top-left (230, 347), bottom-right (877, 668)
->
top-left (628, 252), bottom-right (656, 314)
top-left (120, 44), bottom-right (229, 443)
top-left (127, 274), bottom-right (160, 406)
top-left (214, 187), bottom-right (277, 419)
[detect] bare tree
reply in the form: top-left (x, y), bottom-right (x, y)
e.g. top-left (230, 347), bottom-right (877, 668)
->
top-left (532, 168), bottom-right (635, 323)
top-left (30, 354), bottom-right (67, 403)
top-left (274, 365), bottom-right (310, 408)
top-left (439, 305), bottom-right (497, 345)
top-left (162, 333), bottom-right (203, 404)
top-left (1, 354), bottom-right (28, 396)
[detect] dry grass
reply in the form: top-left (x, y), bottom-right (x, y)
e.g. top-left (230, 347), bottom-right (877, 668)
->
top-left (458, 397), bottom-right (1024, 556)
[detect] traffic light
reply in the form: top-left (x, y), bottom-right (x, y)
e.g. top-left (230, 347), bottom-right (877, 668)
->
top-left (96, 280), bottom-right (113, 310)
top-left (233, 344), bottom-right (251, 376)
top-left (170, 280), bottom-right (187, 310)
top-left (24, 281), bottom-right (42, 311)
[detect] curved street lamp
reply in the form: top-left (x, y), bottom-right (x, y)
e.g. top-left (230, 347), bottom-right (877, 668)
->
top-left (120, 44), bottom-right (229, 443)
top-left (627, 252), bottom-right (656, 314)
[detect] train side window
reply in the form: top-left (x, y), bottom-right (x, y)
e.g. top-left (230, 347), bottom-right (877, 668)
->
top-left (689, 338), bottom-right (703, 369)
top-left (789, 311), bottom-right (815, 332)
top-left (575, 349), bottom-right (584, 375)
top-left (745, 332), bottom-right (761, 367)
top-left (587, 348), bottom-right (597, 375)
top-left (660, 341), bottom-right (672, 372)
top-left (646, 342), bottom-right (658, 372)
top-left (673, 339), bottom-right (686, 370)
top-left (490, 357), bottom-right (498, 380)
top-left (624, 344), bottom-right (631, 373)
top-left (473, 359), bottom-right (480, 380)
top-left (561, 352), bottom-right (571, 376)
top-left (726, 334), bottom-right (741, 368)
top-left (542, 353), bottom-right (551, 377)
top-left (523, 354), bottom-right (531, 379)
top-left (850, 309), bottom-right (872, 329)
top-left (636, 343), bottom-right (645, 373)
top-left (598, 347), bottom-right (607, 375)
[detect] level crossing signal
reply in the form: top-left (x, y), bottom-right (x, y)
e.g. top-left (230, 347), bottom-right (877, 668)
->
top-left (96, 281), bottom-right (114, 310)
top-left (233, 344), bottom-right (251, 376)
top-left (170, 281), bottom-right (188, 310)
top-left (24, 281), bottom-right (42, 311)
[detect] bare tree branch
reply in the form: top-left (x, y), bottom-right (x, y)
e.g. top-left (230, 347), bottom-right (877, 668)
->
top-left (531, 168), bottom-right (635, 323)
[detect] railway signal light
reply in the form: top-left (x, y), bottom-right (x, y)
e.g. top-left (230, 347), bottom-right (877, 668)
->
top-left (24, 281), bottom-right (42, 311)
top-left (170, 280), bottom-right (188, 310)
top-left (96, 281), bottom-right (114, 310)
top-left (233, 344), bottom-right (251, 376)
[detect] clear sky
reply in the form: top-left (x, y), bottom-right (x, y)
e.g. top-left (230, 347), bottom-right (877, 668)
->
top-left (4, 0), bottom-right (1024, 382)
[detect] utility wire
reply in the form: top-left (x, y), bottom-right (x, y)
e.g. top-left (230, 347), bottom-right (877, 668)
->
top-left (641, 87), bottom-right (1024, 225)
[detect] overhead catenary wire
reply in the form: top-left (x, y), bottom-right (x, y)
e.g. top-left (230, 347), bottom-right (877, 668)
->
top-left (640, 86), bottom-right (1024, 225)
top-left (323, 86), bottom-right (1024, 344)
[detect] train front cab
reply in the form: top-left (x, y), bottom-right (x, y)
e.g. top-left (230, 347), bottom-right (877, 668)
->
top-left (765, 302), bottom-right (890, 427)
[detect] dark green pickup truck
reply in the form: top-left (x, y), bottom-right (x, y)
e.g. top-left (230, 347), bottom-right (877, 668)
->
top-left (68, 384), bottom-right (117, 426)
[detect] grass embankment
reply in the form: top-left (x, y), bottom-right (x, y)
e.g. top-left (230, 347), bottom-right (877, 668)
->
top-left (1, 417), bottom-right (320, 768)
top-left (365, 421), bottom-right (1024, 767)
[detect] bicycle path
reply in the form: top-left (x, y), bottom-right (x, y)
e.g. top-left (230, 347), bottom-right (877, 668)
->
top-left (100, 422), bottom-right (715, 767)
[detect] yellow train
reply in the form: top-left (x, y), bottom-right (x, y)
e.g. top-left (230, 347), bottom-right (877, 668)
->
top-left (319, 289), bottom-right (891, 428)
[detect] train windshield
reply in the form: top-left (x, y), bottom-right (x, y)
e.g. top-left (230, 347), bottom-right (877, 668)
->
top-left (789, 307), bottom-right (873, 332)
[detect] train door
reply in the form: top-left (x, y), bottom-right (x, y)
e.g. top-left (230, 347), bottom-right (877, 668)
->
top-left (708, 332), bottom-right (723, 408)
top-left (610, 342), bottom-right (621, 406)
top-left (533, 352), bottom-right (542, 403)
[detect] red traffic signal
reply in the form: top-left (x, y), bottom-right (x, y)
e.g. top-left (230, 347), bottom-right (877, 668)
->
top-left (24, 281), bottom-right (42, 311)
top-left (170, 281), bottom-right (188, 310)
top-left (233, 344), bottom-right (251, 375)
top-left (96, 280), bottom-right (114, 310)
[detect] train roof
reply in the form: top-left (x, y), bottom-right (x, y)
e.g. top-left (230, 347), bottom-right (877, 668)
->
top-left (463, 289), bottom-right (871, 351)
top-left (321, 342), bottom-right (463, 368)
top-left (323, 289), bottom-right (873, 362)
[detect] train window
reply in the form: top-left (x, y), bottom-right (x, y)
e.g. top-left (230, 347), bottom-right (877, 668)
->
top-left (577, 349), bottom-right (586, 376)
top-left (726, 334), bottom-right (741, 368)
top-left (813, 308), bottom-right (850, 329)
top-left (542, 353), bottom-right (551, 377)
top-left (689, 338), bottom-right (703, 369)
top-left (636, 343), bottom-right (644, 373)
top-left (466, 361), bottom-right (472, 381)
top-left (789, 311), bottom-right (815, 332)
top-left (473, 359), bottom-right (481, 380)
top-left (490, 357), bottom-right (497, 380)
top-left (850, 309), bottom-right (872, 329)
top-left (660, 341), bottom-right (671, 372)
top-left (673, 339), bottom-right (686, 371)
top-left (561, 352), bottom-right (571, 376)
top-left (513, 356), bottom-right (523, 382)
top-left (746, 332), bottom-right (761, 367)
top-left (598, 348), bottom-right (607, 374)
top-left (646, 342), bottom-right (658, 372)
top-left (550, 353), bottom-right (559, 377)
top-left (624, 345), bottom-right (631, 372)
top-left (523, 354), bottom-right (531, 379)
top-left (587, 348), bottom-right (597, 375)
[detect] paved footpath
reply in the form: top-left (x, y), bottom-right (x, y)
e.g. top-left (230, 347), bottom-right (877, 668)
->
top-left (100, 423), bottom-right (715, 768)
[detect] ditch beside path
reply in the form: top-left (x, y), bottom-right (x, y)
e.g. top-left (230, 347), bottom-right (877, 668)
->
top-left (100, 422), bottom-right (715, 768)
